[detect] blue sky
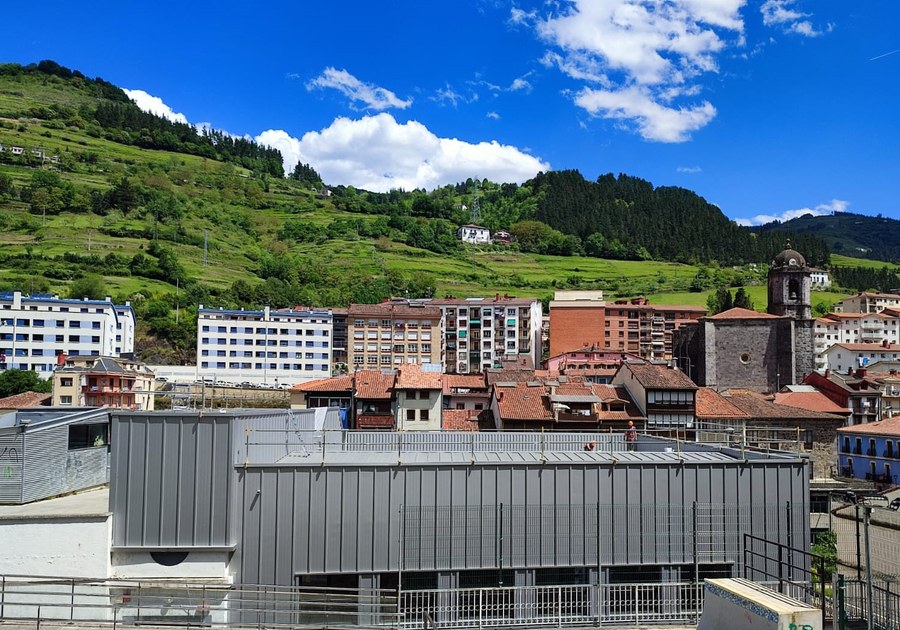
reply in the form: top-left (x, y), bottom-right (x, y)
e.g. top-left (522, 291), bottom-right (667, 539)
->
top-left (5, 1), bottom-right (899, 225)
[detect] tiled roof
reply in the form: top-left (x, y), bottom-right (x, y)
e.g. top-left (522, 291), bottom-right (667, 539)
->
top-left (590, 384), bottom-right (645, 421)
top-left (695, 388), bottom-right (750, 419)
top-left (722, 390), bottom-right (845, 421)
top-left (624, 363), bottom-right (697, 390)
top-left (838, 417), bottom-right (900, 437)
top-left (774, 392), bottom-right (851, 415)
top-left (485, 369), bottom-right (554, 384)
top-left (706, 307), bottom-right (782, 320)
top-left (0, 391), bottom-right (51, 409)
top-left (396, 364), bottom-right (442, 389)
top-left (347, 302), bottom-right (441, 318)
top-left (443, 374), bottom-right (488, 394)
top-left (831, 343), bottom-right (900, 352)
top-left (355, 370), bottom-right (396, 399)
top-left (429, 296), bottom-right (539, 306)
top-left (293, 374), bottom-right (354, 392)
top-left (442, 409), bottom-right (482, 432)
top-left (494, 382), bottom-right (553, 421)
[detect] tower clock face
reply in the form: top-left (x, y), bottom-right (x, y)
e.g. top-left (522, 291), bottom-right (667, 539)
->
top-left (788, 258), bottom-right (798, 266)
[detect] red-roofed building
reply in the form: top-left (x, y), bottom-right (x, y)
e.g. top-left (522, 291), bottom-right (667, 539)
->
top-left (441, 409), bottom-right (484, 432)
top-left (395, 364), bottom-right (443, 430)
top-left (443, 374), bottom-right (489, 411)
top-left (613, 361), bottom-right (697, 436)
top-left (289, 370), bottom-right (396, 429)
top-left (0, 390), bottom-right (51, 410)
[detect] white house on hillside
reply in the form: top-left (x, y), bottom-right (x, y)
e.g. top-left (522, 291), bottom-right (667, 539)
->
top-left (456, 224), bottom-right (491, 244)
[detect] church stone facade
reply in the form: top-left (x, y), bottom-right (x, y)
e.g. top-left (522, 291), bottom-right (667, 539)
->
top-left (674, 242), bottom-right (817, 393)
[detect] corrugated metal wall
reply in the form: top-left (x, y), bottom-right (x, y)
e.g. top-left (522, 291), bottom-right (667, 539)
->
top-left (236, 459), bottom-right (809, 586)
top-left (21, 427), bottom-right (108, 503)
top-left (110, 413), bottom-right (234, 547)
top-left (0, 432), bottom-right (24, 503)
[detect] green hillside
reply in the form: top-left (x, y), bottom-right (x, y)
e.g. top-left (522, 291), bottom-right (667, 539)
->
top-left (755, 212), bottom-right (900, 262)
top-left (0, 61), bottom-right (853, 362)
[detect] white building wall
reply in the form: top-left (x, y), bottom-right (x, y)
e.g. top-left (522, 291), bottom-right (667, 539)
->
top-left (196, 306), bottom-right (333, 386)
top-left (0, 517), bottom-right (111, 578)
top-left (111, 550), bottom-right (232, 580)
top-left (0, 292), bottom-right (131, 377)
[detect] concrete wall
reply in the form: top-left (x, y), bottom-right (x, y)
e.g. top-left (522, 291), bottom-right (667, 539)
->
top-left (0, 517), bottom-right (111, 578)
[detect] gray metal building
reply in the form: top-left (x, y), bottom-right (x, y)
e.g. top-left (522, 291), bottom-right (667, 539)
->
top-left (109, 408), bottom-right (810, 598)
top-left (0, 407), bottom-right (110, 504)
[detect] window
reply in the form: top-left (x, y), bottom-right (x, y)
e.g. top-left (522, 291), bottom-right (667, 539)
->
top-left (420, 409), bottom-right (429, 421)
top-left (60, 395), bottom-right (73, 405)
top-left (406, 409), bottom-right (415, 421)
top-left (68, 423), bottom-right (107, 449)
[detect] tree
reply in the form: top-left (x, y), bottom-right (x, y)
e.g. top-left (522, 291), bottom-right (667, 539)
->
top-left (0, 369), bottom-right (52, 397)
top-left (733, 287), bottom-right (754, 310)
top-left (68, 274), bottom-right (107, 300)
top-left (706, 287), bottom-right (733, 315)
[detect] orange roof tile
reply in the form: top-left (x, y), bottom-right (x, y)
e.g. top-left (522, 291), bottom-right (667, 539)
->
top-left (723, 390), bottom-right (846, 421)
top-left (695, 387), bottom-right (750, 419)
top-left (494, 382), bottom-right (553, 421)
top-left (624, 363), bottom-right (697, 389)
top-left (838, 417), bottom-right (900, 437)
top-left (441, 409), bottom-right (482, 432)
top-left (355, 370), bottom-right (396, 399)
top-left (707, 307), bottom-right (782, 320)
top-left (774, 392), bottom-right (851, 415)
top-left (443, 374), bottom-right (487, 394)
top-left (396, 364), bottom-right (442, 389)
top-left (0, 391), bottom-right (51, 409)
top-left (293, 374), bottom-right (354, 392)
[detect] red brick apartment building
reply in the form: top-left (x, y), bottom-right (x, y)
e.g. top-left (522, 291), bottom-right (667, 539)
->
top-left (549, 291), bottom-right (705, 361)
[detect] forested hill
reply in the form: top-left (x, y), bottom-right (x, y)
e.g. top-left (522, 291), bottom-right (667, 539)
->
top-left (753, 211), bottom-right (900, 263)
top-left (526, 170), bottom-right (830, 266)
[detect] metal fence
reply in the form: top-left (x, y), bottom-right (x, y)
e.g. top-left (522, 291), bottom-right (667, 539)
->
top-left (840, 577), bottom-right (900, 630)
top-left (240, 429), bottom-right (627, 464)
top-left (0, 576), bottom-right (399, 629)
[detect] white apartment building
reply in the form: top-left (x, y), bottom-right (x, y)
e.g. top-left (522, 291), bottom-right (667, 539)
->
top-left (196, 306), bottom-right (333, 386)
top-left (809, 268), bottom-right (831, 288)
top-left (432, 296), bottom-right (543, 374)
top-left (0, 291), bottom-right (135, 377)
top-left (814, 312), bottom-right (900, 370)
top-left (835, 292), bottom-right (900, 313)
top-left (823, 342), bottom-right (900, 374)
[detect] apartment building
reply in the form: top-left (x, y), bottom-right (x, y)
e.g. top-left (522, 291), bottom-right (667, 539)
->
top-left (196, 306), bottom-right (333, 385)
top-left (814, 311), bottom-right (900, 370)
top-left (549, 292), bottom-right (704, 361)
top-left (433, 295), bottom-right (542, 374)
top-left (347, 302), bottom-right (443, 369)
top-left (547, 290), bottom-right (605, 357)
top-left (0, 291), bottom-right (135, 377)
top-left (835, 291), bottom-right (900, 313)
top-left (52, 355), bottom-right (157, 410)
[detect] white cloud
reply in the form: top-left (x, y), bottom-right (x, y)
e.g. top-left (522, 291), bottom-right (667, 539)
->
top-left (509, 76), bottom-right (533, 92)
top-left (526, 0), bottom-right (827, 141)
top-left (574, 85), bottom-right (716, 142)
top-left (677, 165), bottom-right (702, 173)
top-left (307, 67), bottom-right (412, 111)
top-left (431, 84), bottom-right (478, 107)
top-left (486, 111), bottom-right (501, 120)
top-left (760, 1), bottom-right (824, 37)
top-left (256, 113), bottom-right (549, 192)
top-left (123, 89), bottom-right (188, 124)
top-left (734, 199), bottom-right (849, 226)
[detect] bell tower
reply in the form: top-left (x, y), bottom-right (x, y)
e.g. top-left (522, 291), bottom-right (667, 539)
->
top-left (768, 240), bottom-right (812, 320)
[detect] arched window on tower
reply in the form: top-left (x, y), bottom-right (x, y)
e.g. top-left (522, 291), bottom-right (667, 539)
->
top-left (789, 278), bottom-right (800, 300)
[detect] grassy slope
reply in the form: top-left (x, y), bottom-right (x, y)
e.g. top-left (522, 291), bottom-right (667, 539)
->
top-left (0, 70), bottom-right (855, 316)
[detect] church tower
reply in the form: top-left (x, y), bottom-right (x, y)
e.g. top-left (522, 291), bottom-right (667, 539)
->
top-left (767, 240), bottom-right (812, 320)
top-left (767, 240), bottom-right (815, 382)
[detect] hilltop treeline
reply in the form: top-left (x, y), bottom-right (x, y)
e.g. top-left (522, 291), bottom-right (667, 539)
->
top-left (0, 60), bottom-right (284, 177)
top-left (832, 266), bottom-right (900, 293)
top-left (327, 171), bottom-right (830, 266)
top-left (755, 211), bottom-right (900, 263)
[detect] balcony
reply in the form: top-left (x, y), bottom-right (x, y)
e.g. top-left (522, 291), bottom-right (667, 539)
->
top-left (557, 411), bottom-right (599, 423)
top-left (355, 414), bottom-right (395, 429)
